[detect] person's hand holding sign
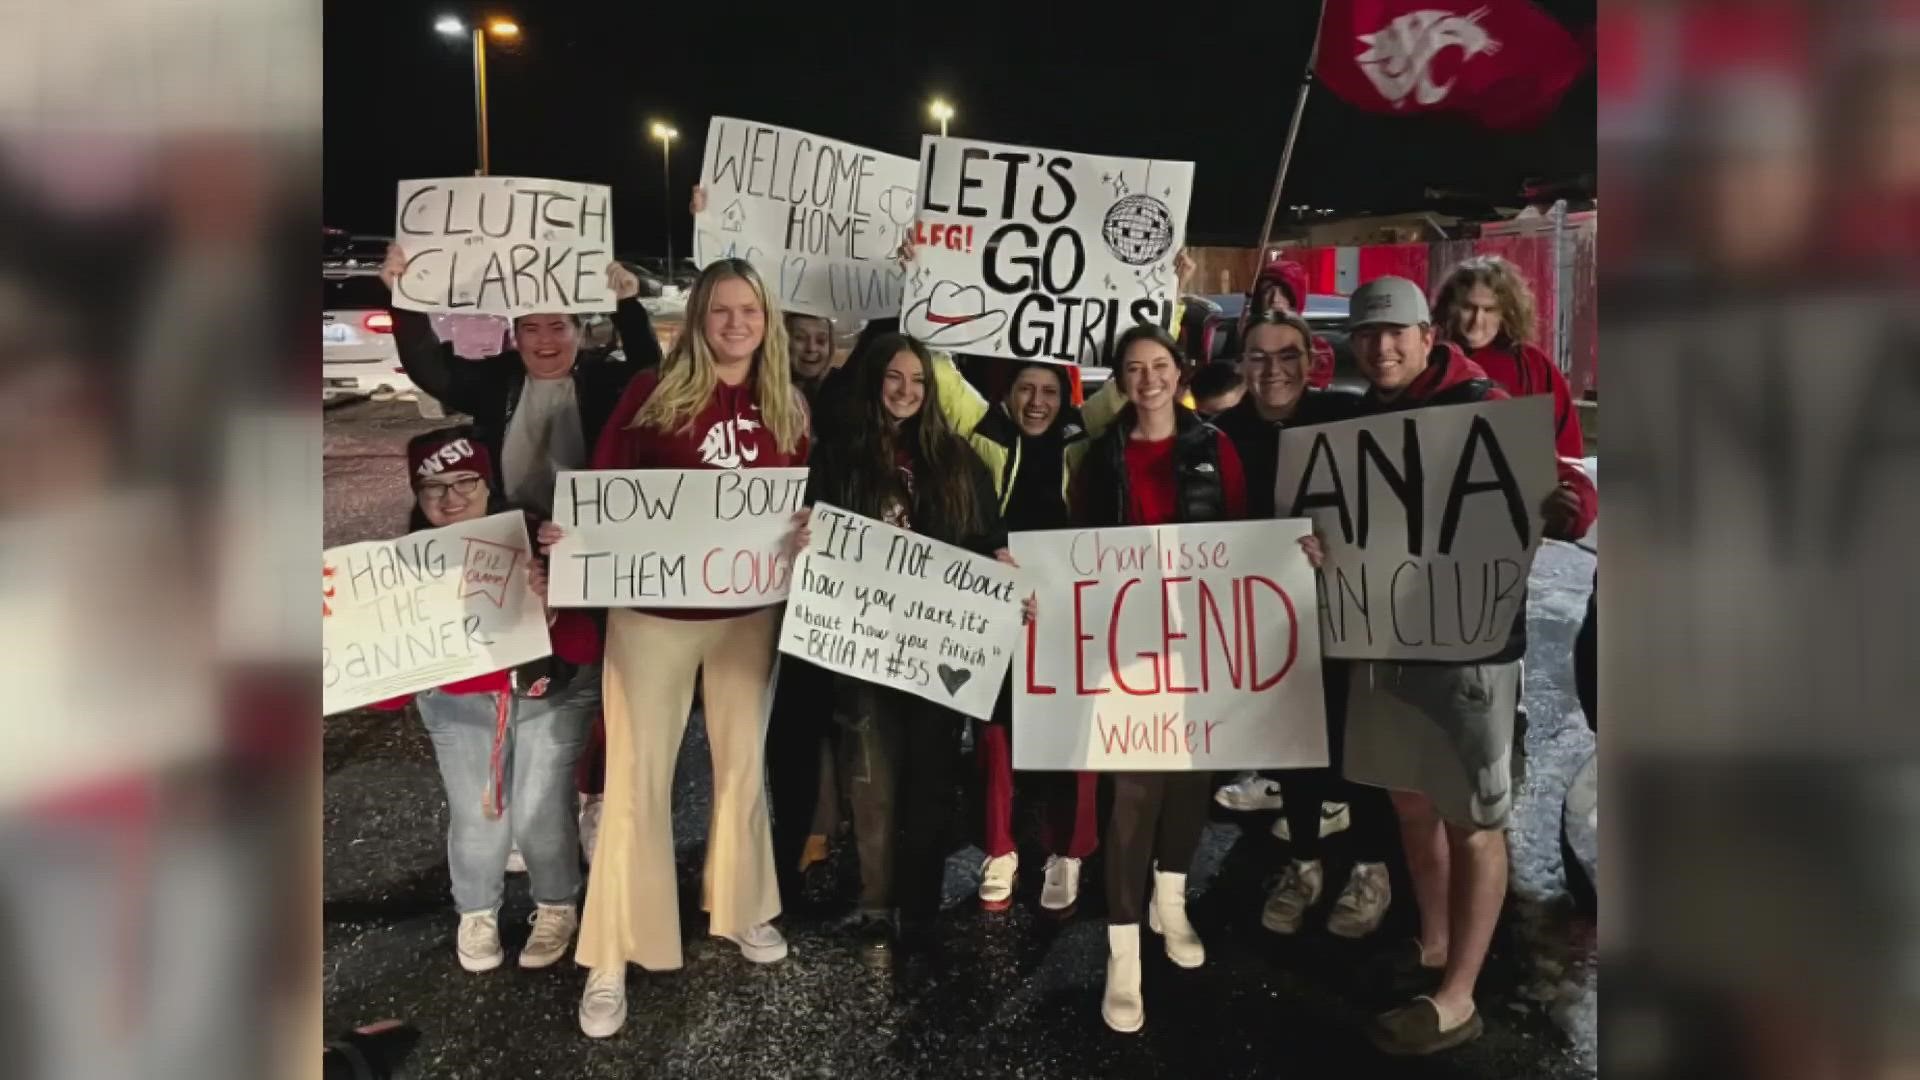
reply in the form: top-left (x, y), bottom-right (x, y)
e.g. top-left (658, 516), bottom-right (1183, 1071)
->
top-left (380, 243), bottom-right (407, 291)
top-left (1173, 248), bottom-right (1196, 292)
top-left (996, 548), bottom-right (1037, 624)
top-left (1298, 531), bottom-right (1327, 570)
top-left (526, 557), bottom-right (559, 626)
top-left (690, 185), bottom-right (707, 216)
top-left (785, 509), bottom-right (812, 559)
top-left (537, 521), bottom-right (566, 559)
top-left (607, 261), bottom-right (642, 301)
top-left (894, 225), bottom-right (917, 270)
top-left (1541, 485), bottom-right (1582, 542)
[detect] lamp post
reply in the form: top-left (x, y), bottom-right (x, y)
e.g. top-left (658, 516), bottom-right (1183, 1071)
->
top-left (651, 122), bottom-right (679, 277)
top-left (928, 98), bottom-right (954, 138)
top-left (437, 15), bottom-right (519, 175)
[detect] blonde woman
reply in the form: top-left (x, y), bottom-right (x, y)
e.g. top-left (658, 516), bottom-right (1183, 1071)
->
top-left (541, 258), bottom-right (811, 1039)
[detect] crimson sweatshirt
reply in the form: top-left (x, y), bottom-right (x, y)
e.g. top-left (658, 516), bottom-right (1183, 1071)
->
top-left (1461, 340), bottom-right (1597, 539)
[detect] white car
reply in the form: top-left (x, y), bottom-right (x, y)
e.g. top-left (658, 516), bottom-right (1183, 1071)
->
top-left (324, 271), bottom-right (442, 416)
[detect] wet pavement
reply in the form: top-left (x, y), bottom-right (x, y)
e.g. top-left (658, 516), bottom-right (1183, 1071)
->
top-left (324, 399), bottom-right (1598, 1079)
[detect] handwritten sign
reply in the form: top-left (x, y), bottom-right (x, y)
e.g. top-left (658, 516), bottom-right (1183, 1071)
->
top-left (780, 503), bottom-right (1023, 720)
top-left (323, 511), bottom-right (551, 715)
top-left (901, 136), bottom-right (1193, 365)
top-left (392, 176), bottom-right (615, 317)
top-left (1012, 521), bottom-right (1327, 771)
top-left (692, 118), bottom-right (920, 322)
top-left (547, 468), bottom-right (809, 608)
top-left (1275, 397), bottom-right (1557, 662)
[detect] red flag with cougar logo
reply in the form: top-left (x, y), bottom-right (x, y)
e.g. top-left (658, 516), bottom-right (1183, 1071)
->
top-left (1317, 0), bottom-right (1587, 130)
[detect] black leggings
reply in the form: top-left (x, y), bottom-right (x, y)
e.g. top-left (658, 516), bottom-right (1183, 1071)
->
top-left (1279, 659), bottom-right (1395, 863)
top-left (766, 654), bottom-right (837, 905)
top-left (1105, 772), bottom-right (1213, 925)
top-left (1576, 580), bottom-right (1597, 732)
top-left (840, 682), bottom-right (964, 919)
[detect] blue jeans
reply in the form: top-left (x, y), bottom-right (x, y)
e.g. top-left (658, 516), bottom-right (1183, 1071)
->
top-left (416, 668), bottom-right (596, 913)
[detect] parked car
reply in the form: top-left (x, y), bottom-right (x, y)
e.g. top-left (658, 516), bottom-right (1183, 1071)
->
top-left (324, 270), bottom-right (442, 415)
top-left (323, 229), bottom-right (392, 273)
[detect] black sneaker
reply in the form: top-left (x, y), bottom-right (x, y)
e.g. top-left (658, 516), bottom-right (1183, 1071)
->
top-left (848, 912), bottom-right (895, 971)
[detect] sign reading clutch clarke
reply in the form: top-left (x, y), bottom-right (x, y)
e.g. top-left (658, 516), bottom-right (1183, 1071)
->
top-left (901, 136), bottom-right (1193, 366)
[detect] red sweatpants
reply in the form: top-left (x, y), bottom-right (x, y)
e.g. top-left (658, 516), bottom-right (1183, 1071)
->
top-left (977, 720), bottom-right (1098, 859)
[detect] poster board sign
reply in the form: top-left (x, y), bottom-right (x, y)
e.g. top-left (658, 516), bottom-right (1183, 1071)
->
top-left (323, 511), bottom-right (551, 715)
top-left (1011, 520), bottom-right (1327, 771)
top-left (391, 176), bottom-right (615, 317)
top-left (901, 136), bottom-right (1193, 365)
top-left (779, 503), bottom-right (1022, 721)
top-left (1274, 397), bottom-right (1557, 662)
top-left (692, 117), bottom-right (920, 321)
top-left (547, 468), bottom-right (809, 608)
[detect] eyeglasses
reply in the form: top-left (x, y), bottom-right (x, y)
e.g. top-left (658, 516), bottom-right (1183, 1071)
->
top-left (418, 476), bottom-right (483, 501)
top-left (1242, 349), bottom-right (1306, 366)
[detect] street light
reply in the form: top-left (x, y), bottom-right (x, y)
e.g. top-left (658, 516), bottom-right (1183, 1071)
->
top-left (436, 14), bottom-right (520, 175)
top-left (928, 98), bottom-right (954, 138)
top-left (651, 122), bottom-right (679, 276)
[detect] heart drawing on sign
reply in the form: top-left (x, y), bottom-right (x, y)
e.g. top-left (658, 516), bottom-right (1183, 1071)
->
top-left (937, 664), bottom-right (972, 697)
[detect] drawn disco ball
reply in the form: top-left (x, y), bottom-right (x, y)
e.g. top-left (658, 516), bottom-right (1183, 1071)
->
top-left (1101, 195), bottom-right (1175, 266)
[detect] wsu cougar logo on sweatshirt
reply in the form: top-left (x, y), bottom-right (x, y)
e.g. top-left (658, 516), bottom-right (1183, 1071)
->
top-left (697, 415), bottom-right (762, 468)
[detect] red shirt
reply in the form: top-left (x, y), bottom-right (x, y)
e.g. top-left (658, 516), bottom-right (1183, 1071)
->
top-left (1121, 432), bottom-right (1248, 526)
top-left (1463, 340), bottom-right (1597, 539)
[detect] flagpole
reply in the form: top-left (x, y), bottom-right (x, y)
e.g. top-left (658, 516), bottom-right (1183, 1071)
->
top-left (1256, 0), bottom-right (1331, 260)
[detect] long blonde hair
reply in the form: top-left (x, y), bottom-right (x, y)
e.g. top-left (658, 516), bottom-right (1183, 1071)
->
top-left (630, 258), bottom-right (806, 453)
top-left (1433, 254), bottom-right (1539, 348)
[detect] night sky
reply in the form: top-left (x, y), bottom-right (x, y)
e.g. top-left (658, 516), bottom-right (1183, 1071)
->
top-left (323, 0), bottom-right (1595, 253)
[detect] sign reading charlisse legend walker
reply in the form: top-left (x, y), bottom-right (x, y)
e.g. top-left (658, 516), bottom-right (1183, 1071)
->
top-left (779, 504), bottom-right (1024, 721)
top-left (1274, 397), bottom-right (1557, 662)
top-left (693, 117), bottom-right (920, 321)
top-left (1012, 521), bottom-right (1328, 771)
top-left (323, 511), bottom-right (552, 715)
top-left (901, 136), bottom-right (1193, 365)
top-left (391, 177), bottom-right (616, 316)
top-left (547, 468), bottom-right (809, 607)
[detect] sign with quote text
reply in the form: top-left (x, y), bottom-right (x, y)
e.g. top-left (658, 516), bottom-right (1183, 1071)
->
top-left (902, 136), bottom-right (1192, 365)
top-left (780, 503), bottom-right (1023, 720)
top-left (548, 467), bottom-right (809, 608)
top-left (1275, 397), bottom-right (1557, 662)
top-left (323, 511), bottom-right (550, 715)
top-left (1012, 521), bottom-right (1327, 771)
top-left (693, 117), bottom-right (920, 321)
top-left (391, 176), bottom-right (615, 316)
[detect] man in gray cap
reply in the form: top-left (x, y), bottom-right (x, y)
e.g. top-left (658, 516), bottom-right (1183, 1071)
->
top-left (1313, 275), bottom-right (1583, 1055)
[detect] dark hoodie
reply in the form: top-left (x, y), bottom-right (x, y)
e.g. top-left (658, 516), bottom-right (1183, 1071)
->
top-left (1214, 388), bottom-right (1365, 519)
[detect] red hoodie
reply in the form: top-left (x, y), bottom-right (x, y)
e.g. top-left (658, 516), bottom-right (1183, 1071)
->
top-left (1368, 343), bottom-right (1596, 541)
top-left (368, 611), bottom-right (603, 710)
top-left (1249, 259), bottom-right (1336, 389)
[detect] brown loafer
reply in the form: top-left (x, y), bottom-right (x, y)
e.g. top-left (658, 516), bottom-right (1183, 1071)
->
top-left (1368, 996), bottom-right (1484, 1056)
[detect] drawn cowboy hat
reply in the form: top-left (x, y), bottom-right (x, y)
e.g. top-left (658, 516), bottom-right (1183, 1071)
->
top-left (902, 280), bottom-right (1010, 348)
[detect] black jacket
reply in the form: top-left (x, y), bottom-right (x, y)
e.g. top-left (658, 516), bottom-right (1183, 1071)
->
top-left (1213, 389), bottom-right (1364, 519)
top-left (1072, 405), bottom-right (1229, 529)
top-left (804, 434), bottom-right (1009, 558)
top-left (390, 298), bottom-right (661, 489)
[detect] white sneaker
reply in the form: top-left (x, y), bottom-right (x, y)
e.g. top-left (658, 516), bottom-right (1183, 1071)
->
top-left (1103, 924), bottom-right (1144, 1033)
top-left (1319, 801), bottom-right (1352, 838)
top-left (505, 847), bottom-right (527, 874)
top-left (579, 795), bottom-right (603, 865)
top-left (979, 852), bottom-right (1018, 910)
top-left (1214, 773), bottom-right (1285, 812)
top-left (1271, 816), bottom-right (1291, 842)
top-left (1146, 867), bottom-right (1205, 968)
top-left (456, 909), bottom-right (504, 972)
top-left (1039, 856), bottom-right (1081, 912)
top-left (1261, 859), bottom-right (1324, 935)
top-left (1327, 862), bottom-right (1391, 939)
top-left (519, 903), bottom-right (579, 969)
top-left (723, 922), bottom-right (789, 964)
top-left (578, 968), bottom-right (627, 1039)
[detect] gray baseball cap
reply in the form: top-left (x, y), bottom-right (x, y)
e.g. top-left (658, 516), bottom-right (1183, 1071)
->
top-left (1349, 276), bottom-right (1431, 328)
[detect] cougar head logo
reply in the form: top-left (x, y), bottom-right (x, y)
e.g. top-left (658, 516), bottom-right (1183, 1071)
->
top-left (1355, 7), bottom-right (1500, 108)
top-left (697, 418), bottom-right (761, 468)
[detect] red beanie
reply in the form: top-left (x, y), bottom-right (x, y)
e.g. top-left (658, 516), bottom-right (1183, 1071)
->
top-left (407, 431), bottom-right (493, 488)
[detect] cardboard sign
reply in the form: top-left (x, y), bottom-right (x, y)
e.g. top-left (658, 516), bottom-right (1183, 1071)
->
top-left (1012, 521), bottom-right (1328, 772)
top-left (901, 136), bottom-right (1193, 365)
top-left (548, 468), bottom-right (809, 608)
top-left (391, 177), bottom-right (615, 316)
top-left (693, 117), bottom-right (919, 322)
top-left (1274, 397), bottom-right (1557, 662)
top-left (780, 503), bottom-right (1023, 721)
top-left (323, 511), bottom-right (551, 715)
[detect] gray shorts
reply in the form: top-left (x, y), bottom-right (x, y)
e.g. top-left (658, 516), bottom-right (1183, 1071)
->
top-left (1344, 660), bottom-right (1523, 831)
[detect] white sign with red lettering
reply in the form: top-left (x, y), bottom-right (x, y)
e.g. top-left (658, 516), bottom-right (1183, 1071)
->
top-left (1011, 520), bottom-right (1328, 771)
top-left (547, 468), bottom-right (809, 608)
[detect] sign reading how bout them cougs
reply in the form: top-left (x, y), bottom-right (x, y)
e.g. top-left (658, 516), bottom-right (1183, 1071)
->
top-left (902, 136), bottom-right (1193, 366)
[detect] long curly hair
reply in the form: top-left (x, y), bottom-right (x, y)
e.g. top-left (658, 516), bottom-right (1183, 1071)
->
top-left (1433, 254), bottom-right (1539, 348)
top-left (830, 333), bottom-right (981, 542)
top-left (630, 258), bottom-right (805, 453)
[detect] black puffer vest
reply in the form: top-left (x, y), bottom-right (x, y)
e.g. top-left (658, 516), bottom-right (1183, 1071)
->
top-left (1075, 405), bottom-right (1227, 528)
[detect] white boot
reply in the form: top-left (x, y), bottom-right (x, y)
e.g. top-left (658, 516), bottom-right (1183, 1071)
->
top-left (1102, 924), bottom-right (1144, 1033)
top-left (1146, 867), bottom-right (1206, 968)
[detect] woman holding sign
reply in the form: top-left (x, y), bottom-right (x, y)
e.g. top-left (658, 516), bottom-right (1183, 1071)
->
top-left (1066, 324), bottom-right (1248, 1033)
top-left (546, 258), bottom-right (811, 1039)
top-left (371, 427), bottom-right (601, 975)
top-left (802, 332), bottom-right (1012, 964)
